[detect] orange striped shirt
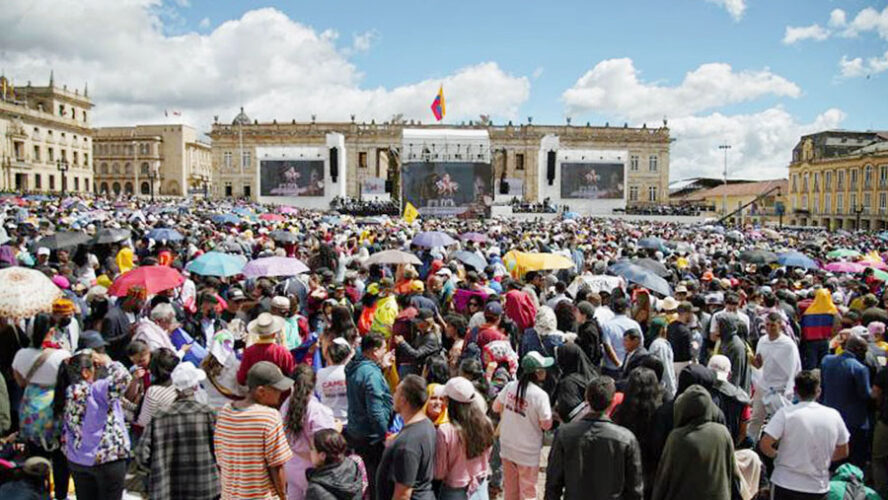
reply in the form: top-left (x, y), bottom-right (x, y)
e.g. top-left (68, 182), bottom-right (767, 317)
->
top-left (215, 403), bottom-right (293, 499)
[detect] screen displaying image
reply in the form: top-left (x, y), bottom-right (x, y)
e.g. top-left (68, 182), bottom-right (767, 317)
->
top-left (402, 161), bottom-right (492, 217)
top-left (560, 162), bottom-right (624, 199)
top-left (259, 160), bottom-right (325, 197)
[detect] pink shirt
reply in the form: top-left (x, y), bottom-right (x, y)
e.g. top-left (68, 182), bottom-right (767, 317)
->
top-left (281, 396), bottom-right (336, 500)
top-left (435, 422), bottom-right (491, 494)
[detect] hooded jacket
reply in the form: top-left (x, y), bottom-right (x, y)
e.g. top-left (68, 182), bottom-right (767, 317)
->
top-left (652, 385), bottom-right (738, 500)
top-left (305, 458), bottom-right (364, 500)
top-left (345, 352), bottom-right (393, 444)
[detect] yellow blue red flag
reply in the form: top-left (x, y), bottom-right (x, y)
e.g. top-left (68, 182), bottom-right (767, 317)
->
top-left (431, 85), bottom-right (445, 121)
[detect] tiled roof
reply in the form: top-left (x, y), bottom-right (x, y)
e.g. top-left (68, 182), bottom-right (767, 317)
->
top-left (683, 179), bottom-right (787, 199)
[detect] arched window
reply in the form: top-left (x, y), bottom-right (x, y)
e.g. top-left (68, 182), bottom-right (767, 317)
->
top-left (140, 182), bottom-right (150, 195)
top-left (140, 162), bottom-right (149, 176)
top-left (124, 182), bottom-right (134, 194)
top-left (112, 182), bottom-right (121, 195)
top-left (124, 162), bottom-right (133, 175)
top-left (100, 162), bottom-right (109, 175)
top-left (112, 162), bottom-right (120, 174)
top-left (100, 182), bottom-right (109, 194)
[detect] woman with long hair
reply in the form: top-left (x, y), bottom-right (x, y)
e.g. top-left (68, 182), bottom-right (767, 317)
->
top-left (281, 364), bottom-right (336, 500)
top-left (614, 367), bottom-right (665, 498)
top-left (492, 352), bottom-right (553, 500)
top-left (436, 377), bottom-right (496, 500)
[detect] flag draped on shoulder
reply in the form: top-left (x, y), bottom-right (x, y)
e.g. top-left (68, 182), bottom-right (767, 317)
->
top-left (430, 85), bottom-right (445, 121)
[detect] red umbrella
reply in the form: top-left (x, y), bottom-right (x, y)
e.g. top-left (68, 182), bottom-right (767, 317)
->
top-left (107, 265), bottom-right (185, 297)
top-left (259, 213), bottom-right (285, 222)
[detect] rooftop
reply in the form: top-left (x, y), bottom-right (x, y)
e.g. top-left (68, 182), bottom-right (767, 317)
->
top-left (688, 179), bottom-right (787, 199)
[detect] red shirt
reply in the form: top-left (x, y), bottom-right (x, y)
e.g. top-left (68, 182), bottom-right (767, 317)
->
top-left (237, 342), bottom-right (296, 386)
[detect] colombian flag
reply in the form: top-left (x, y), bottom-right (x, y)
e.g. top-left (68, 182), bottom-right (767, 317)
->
top-left (431, 85), bottom-right (445, 121)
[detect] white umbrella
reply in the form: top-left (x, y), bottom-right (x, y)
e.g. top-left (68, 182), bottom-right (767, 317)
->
top-left (0, 267), bottom-right (62, 319)
top-left (364, 250), bottom-right (423, 267)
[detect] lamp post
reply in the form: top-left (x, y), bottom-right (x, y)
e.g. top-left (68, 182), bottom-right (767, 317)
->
top-left (56, 158), bottom-right (69, 201)
top-left (719, 144), bottom-right (731, 216)
top-left (855, 204), bottom-right (864, 231)
top-left (148, 167), bottom-right (157, 202)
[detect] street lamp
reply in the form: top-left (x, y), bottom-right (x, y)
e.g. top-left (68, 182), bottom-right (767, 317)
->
top-left (148, 167), bottom-right (157, 202)
top-left (719, 144), bottom-right (731, 216)
top-left (56, 158), bottom-right (69, 201)
top-left (855, 203), bottom-right (865, 230)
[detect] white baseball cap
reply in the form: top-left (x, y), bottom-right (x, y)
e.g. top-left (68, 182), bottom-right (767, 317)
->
top-left (443, 376), bottom-right (476, 404)
top-left (171, 361), bottom-right (207, 392)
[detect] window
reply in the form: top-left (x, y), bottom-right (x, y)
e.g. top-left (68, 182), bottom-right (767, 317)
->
top-left (243, 185), bottom-right (251, 197)
top-left (813, 195), bottom-right (819, 215)
top-left (865, 193), bottom-right (872, 213)
top-left (140, 162), bottom-right (149, 176)
top-left (838, 170), bottom-right (845, 189)
top-left (141, 182), bottom-right (150, 195)
top-left (630, 155), bottom-right (639, 171)
top-left (242, 151), bottom-right (251, 168)
top-left (851, 169), bottom-right (858, 189)
top-left (865, 165), bottom-right (873, 188)
top-left (84, 154), bottom-right (88, 167)
top-left (825, 171), bottom-right (832, 190)
top-left (648, 186), bottom-right (657, 201)
top-left (34, 174), bottom-right (41, 190)
top-left (881, 193), bottom-right (887, 212)
top-left (803, 173), bottom-right (809, 192)
top-left (49, 175), bottom-right (55, 190)
top-left (100, 163), bottom-right (109, 175)
top-left (223, 151), bottom-right (232, 169)
top-left (48, 147), bottom-right (54, 162)
top-left (100, 182), bottom-right (109, 194)
top-left (124, 163), bottom-right (133, 175)
top-left (791, 174), bottom-right (797, 192)
top-left (74, 177), bottom-right (79, 191)
top-left (850, 192), bottom-right (858, 210)
top-left (33, 145), bottom-right (40, 162)
top-left (358, 151), bottom-right (368, 168)
top-left (225, 184), bottom-right (233, 197)
top-left (12, 141), bottom-right (24, 161)
top-left (60, 149), bottom-right (67, 161)
top-left (112, 182), bottom-right (121, 195)
top-left (83, 110), bottom-right (87, 122)
top-left (813, 173), bottom-right (819, 192)
top-left (515, 153), bottom-right (525, 171)
top-left (140, 143), bottom-right (149, 155)
top-left (629, 185), bottom-right (639, 201)
top-left (881, 165), bottom-right (888, 187)
top-left (112, 163), bottom-right (120, 174)
top-left (58, 104), bottom-right (65, 117)
top-left (825, 193), bottom-right (831, 214)
top-left (124, 182), bottom-right (134, 195)
top-left (72, 151), bottom-right (78, 166)
top-left (837, 193), bottom-right (844, 213)
top-left (648, 155), bottom-right (658, 172)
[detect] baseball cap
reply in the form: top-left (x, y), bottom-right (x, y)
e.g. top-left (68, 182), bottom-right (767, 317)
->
top-left (484, 301), bottom-right (503, 316)
top-left (171, 361), bottom-right (207, 391)
top-left (443, 376), bottom-right (476, 403)
top-left (37, 247), bottom-right (50, 256)
top-left (246, 361), bottom-right (295, 391)
top-left (228, 288), bottom-right (247, 301)
top-left (521, 351), bottom-right (554, 371)
top-left (707, 355), bottom-right (732, 381)
top-left (78, 330), bottom-right (108, 350)
top-left (675, 285), bottom-right (688, 294)
top-left (271, 296), bottom-right (291, 310)
top-left (435, 268), bottom-right (452, 278)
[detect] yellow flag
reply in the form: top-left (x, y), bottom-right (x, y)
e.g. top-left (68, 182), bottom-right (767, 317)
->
top-left (403, 202), bottom-right (419, 223)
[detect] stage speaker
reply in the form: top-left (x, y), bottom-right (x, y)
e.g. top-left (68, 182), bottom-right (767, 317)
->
top-left (385, 180), bottom-right (393, 193)
top-left (329, 147), bottom-right (339, 182)
top-left (547, 151), bottom-right (556, 186)
top-left (499, 179), bottom-right (509, 194)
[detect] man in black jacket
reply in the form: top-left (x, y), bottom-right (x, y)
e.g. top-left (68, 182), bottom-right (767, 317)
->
top-left (393, 309), bottom-right (441, 378)
top-left (575, 301), bottom-right (603, 367)
top-left (545, 376), bottom-right (644, 500)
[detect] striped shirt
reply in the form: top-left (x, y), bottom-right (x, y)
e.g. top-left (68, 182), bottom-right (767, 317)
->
top-left (215, 403), bottom-right (293, 499)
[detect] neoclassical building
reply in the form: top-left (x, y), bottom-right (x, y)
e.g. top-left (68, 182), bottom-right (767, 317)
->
top-left (93, 124), bottom-right (212, 197)
top-left (787, 130), bottom-right (888, 230)
top-left (208, 109), bottom-right (671, 205)
top-left (0, 73), bottom-right (94, 193)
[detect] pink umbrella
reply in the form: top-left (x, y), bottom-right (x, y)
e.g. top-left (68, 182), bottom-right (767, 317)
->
top-left (259, 213), bottom-right (286, 222)
top-left (859, 259), bottom-right (888, 270)
top-left (823, 262), bottom-right (866, 274)
top-left (278, 206), bottom-right (299, 215)
top-left (242, 257), bottom-right (310, 278)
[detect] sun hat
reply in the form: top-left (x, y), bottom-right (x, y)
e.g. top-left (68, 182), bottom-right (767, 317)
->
top-left (52, 298), bottom-right (75, 315)
top-left (659, 296), bottom-right (679, 312)
top-left (521, 351), bottom-right (554, 371)
top-left (247, 312), bottom-right (285, 337)
top-left (271, 296), bottom-right (291, 310)
top-left (171, 361), bottom-right (207, 392)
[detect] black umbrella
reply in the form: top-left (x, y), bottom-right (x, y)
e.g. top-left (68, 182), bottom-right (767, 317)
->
top-left (29, 231), bottom-right (91, 251)
top-left (632, 258), bottom-right (670, 277)
top-left (89, 228), bottom-right (131, 245)
top-left (608, 262), bottom-right (673, 297)
top-left (269, 230), bottom-right (299, 244)
top-left (739, 250), bottom-right (778, 265)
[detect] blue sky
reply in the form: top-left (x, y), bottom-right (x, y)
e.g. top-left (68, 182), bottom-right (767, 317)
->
top-left (2, 0), bottom-right (886, 180)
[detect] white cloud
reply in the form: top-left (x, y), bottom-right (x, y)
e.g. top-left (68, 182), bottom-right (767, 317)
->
top-left (562, 58), bottom-right (842, 180)
top-left (0, 2), bottom-right (529, 130)
top-left (841, 5), bottom-right (888, 40)
top-left (351, 30), bottom-right (377, 53)
top-left (783, 24), bottom-right (830, 44)
top-left (839, 55), bottom-right (866, 78)
top-left (705, 0), bottom-right (746, 21)
top-left (198, 17), bottom-right (210, 29)
top-left (562, 58), bottom-right (800, 123)
top-left (869, 50), bottom-right (888, 74)
top-left (829, 9), bottom-right (846, 28)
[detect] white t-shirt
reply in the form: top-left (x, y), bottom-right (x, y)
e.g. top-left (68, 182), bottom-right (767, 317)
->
top-left (765, 401), bottom-right (850, 494)
top-left (315, 364), bottom-right (348, 423)
top-left (755, 334), bottom-right (801, 397)
top-left (12, 348), bottom-right (71, 386)
top-left (495, 380), bottom-right (552, 467)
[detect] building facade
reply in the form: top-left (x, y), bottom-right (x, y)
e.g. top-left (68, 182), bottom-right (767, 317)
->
top-left (0, 73), bottom-right (94, 193)
top-left (787, 130), bottom-right (888, 230)
top-left (677, 179), bottom-right (787, 225)
top-left (208, 110), bottom-right (670, 204)
top-left (93, 124), bottom-right (212, 197)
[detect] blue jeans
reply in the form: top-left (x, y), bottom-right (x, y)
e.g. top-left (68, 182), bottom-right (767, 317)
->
top-left (438, 479), bottom-right (489, 500)
top-left (801, 340), bottom-right (828, 370)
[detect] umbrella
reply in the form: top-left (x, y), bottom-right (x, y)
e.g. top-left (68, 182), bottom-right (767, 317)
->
top-left (29, 231), bottom-right (91, 251)
top-left (761, 228), bottom-right (781, 239)
top-left (502, 251), bottom-right (574, 277)
top-left (412, 231), bottom-right (456, 248)
top-left (259, 213), bottom-right (286, 222)
top-left (459, 232), bottom-right (488, 243)
top-left (823, 262), bottom-right (865, 274)
top-left (364, 250), bottom-right (423, 267)
top-left (777, 251), bottom-right (818, 269)
top-left (269, 230), bottom-right (299, 244)
top-left (452, 250), bottom-right (487, 271)
top-left (216, 241), bottom-right (246, 254)
top-left (637, 237), bottom-right (665, 250)
top-left (210, 214), bottom-right (240, 225)
top-left (725, 230), bottom-right (744, 241)
top-left (631, 258), bottom-right (670, 277)
top-left (608, 262), bottom-right (673, 296)
top-left (827, 248), bottom-right (860, 259)
top-left (186, 252), bottom-right (246, 277)
top-left (278, 206), bottom-right (299, 215)
top-left (873, 269), bottom-right (888, 281)
top-left (0, 267), bottom-right (62, 319)
top-left (739, 250), bottom-right (778, 265)
top-left (146, 228), bottom-right (184, 242)
top-left (107, 265), bottom-right (184, 297)
top-left (89, 228), bottom-right (131, 245)
top-left (242, 257), bottom-right (310, 278)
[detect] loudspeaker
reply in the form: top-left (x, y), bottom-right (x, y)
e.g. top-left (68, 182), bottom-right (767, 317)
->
top-left (385, 180), bottom-right (393, 193)
top-left (329, 147), bottom-right (339, 182)
top-left (499, 179), bottom-right (509, 194)
top-left (547, 151), bottom-right (556, 186)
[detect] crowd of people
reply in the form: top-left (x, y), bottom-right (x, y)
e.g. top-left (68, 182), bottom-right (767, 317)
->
top-left (1, 194), bottom-right (888, 500)
top-left (508, 198), bottom-right (558, 214)
top-left (621, 203), bottom-right (709, 216)
top-left (330, 197), bottom-right (400, 217)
